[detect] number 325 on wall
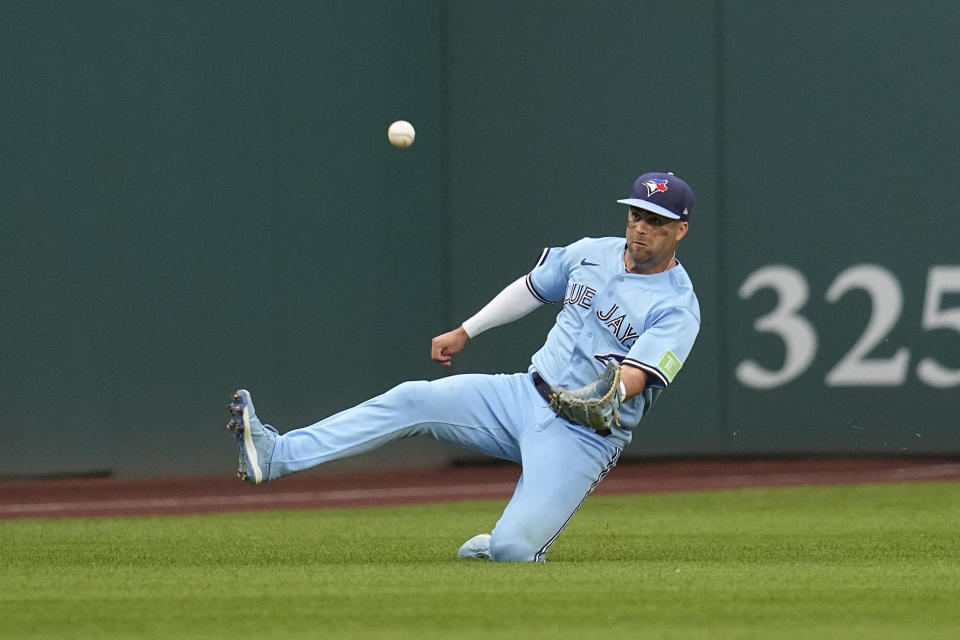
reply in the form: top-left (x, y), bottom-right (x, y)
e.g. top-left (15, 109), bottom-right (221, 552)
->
top-left (736, 265), bottom-right (960, 389)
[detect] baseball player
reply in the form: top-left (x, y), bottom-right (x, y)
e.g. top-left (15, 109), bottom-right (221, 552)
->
top-left (228, 171), bottom-right (700, 562)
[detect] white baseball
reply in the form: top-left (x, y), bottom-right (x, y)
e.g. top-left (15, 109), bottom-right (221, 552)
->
top-left (387, 120), bottom-right (415, 148)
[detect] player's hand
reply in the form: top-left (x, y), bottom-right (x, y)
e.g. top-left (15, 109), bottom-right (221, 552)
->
top-left (431, 327), bottom-right (469, 367)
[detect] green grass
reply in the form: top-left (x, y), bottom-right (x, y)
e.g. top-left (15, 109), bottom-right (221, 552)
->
top-left (1, 482), bottom-right (958, 639)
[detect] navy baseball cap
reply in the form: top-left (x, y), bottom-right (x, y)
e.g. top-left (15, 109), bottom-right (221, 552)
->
top-left (617, 172), bottom-right (695, 222)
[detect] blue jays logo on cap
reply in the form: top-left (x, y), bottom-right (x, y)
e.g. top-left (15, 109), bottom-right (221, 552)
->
top-left (642, 179), bottom-right (669, 197)
top-left (616, 171), bottom-right (696, 222)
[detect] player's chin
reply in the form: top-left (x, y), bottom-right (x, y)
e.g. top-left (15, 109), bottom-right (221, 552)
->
top-left (627, 244), bottom-right (649, 262)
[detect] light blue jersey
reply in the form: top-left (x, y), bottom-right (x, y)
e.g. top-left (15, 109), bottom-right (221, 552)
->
top-left (526, 237), bottom-right (700, 432)
top-left (248, 236), bottom-right (700, 562)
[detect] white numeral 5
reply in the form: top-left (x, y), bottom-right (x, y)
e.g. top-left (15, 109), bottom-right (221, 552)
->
top-left (916, 266), bottom-right (960, 387)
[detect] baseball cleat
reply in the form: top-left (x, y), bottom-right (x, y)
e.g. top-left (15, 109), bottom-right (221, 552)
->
top-left (227, 389), bottom-right (278, 485)
top-left (457, 533), bottom-right (491, 560)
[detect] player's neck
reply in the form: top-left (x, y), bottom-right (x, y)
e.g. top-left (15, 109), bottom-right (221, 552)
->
top-left (624, 252), bottom-right (676, 275)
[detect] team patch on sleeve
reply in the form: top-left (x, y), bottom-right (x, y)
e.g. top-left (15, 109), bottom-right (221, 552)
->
top-left (622, 349), bottom-right (683, 387)
top-left (657, 350), bottom-right (683, 382)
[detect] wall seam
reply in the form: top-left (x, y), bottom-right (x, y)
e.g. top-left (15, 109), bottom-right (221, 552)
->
top-left (713, 0), bottom-right (731, 452)
top-left (439, 0), bottom-right (453, 339)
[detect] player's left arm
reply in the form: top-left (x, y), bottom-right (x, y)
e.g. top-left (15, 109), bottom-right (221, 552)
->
top-left (621, 306), bottom-right (700, 392)
top-left (619, 365), bottom-right (648, 400)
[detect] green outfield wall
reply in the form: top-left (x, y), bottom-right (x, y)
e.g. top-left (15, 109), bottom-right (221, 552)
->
top-left (2, 1), bottom-right (957, 477)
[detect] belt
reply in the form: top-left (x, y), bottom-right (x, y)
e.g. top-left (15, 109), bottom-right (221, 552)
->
top-left (531, 371), bottom-right (611, 437)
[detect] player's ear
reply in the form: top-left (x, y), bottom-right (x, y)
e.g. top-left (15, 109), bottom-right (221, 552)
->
top-left (675, 221), bottom-right (689, 241)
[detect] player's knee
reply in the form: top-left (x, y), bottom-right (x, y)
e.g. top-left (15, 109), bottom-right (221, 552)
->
top-left (488, 533), bottom-right (542, 563)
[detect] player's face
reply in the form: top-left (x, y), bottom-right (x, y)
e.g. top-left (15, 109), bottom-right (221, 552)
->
top-left (624, 207), bottom-right (688, 273)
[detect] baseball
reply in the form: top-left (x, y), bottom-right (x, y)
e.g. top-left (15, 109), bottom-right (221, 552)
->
top-left (387, 120), bottom-right (415, 148)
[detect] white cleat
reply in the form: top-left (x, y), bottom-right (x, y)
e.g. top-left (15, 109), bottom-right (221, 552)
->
top-left (457, 533), bottom-right (491, 559)
top-left (226, 389), bottom-right (278, 485)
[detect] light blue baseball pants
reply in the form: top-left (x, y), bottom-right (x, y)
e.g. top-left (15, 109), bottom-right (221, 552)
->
top-left (269, 371), bottom-right (623, 562)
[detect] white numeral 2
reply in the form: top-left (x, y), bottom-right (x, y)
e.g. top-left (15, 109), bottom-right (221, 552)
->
top-left (824, 265), bottom-right (908, 386)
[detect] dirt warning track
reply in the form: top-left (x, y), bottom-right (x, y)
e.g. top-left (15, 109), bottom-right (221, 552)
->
top-left (1, 457), bottom-right (958, 521)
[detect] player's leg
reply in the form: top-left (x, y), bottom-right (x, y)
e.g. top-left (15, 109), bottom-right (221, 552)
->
top-left (486, 420), bottom-right (621, 562)
top-left (229, 373), bottom-right (529, 484)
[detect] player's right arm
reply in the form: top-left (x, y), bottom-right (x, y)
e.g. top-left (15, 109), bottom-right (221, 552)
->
top-left (432, 239), bottom-right (590, 366)
top-left (430, 275), bottom-right (546, 366)
top-left (431, 327), bottom-right (469, 366)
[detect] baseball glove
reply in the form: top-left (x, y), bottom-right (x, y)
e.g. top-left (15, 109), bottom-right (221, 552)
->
top-left (548, 360), bottom-right (624, 433)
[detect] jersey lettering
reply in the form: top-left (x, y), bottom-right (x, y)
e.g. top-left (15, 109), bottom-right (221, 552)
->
top-left (596, 303), bottom-right (640, 347)
top-left (563, 282), bottom-right (597, 309)
top-left (620, 324), bottom-right (640, 347)
top-left (529, 237), bottom-right (699, 430)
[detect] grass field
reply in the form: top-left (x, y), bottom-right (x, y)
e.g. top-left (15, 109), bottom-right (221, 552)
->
top-left (1, 481), bottom-right (958, 639)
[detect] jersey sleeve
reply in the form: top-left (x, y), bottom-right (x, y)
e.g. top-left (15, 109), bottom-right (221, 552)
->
top-left (622, 307), bottom-right (700, 388)
top-left (525, 242), bottom-right (579, 303)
